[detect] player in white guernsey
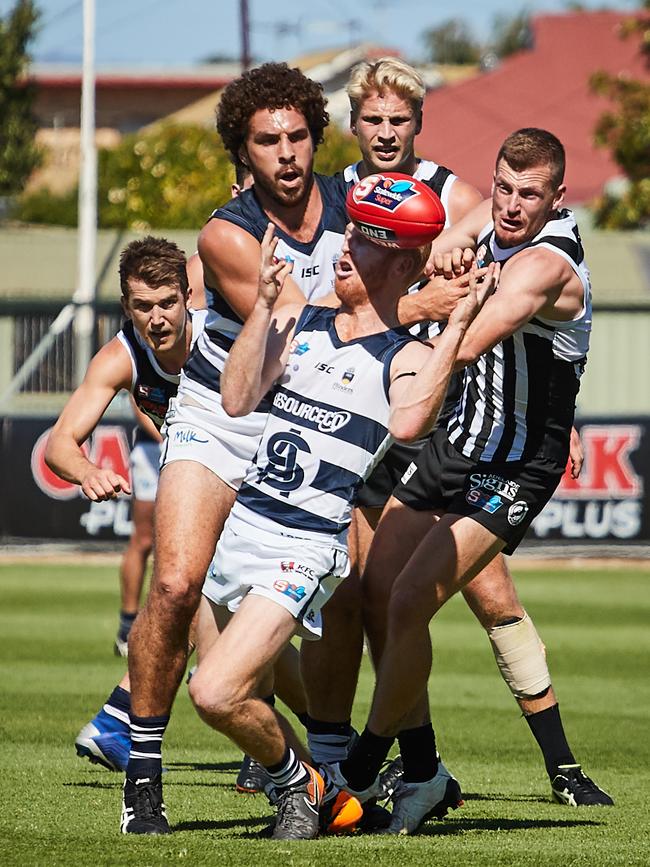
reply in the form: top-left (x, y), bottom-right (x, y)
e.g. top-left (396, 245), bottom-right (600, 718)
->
top-left (117, 64), bottom-right (352, 837)
top-left (332, 130), bottom-right (612, 835)
top-left (299, 58), bottom-right (484, 773)
top-left (188, 214), bottom-right (496, 840)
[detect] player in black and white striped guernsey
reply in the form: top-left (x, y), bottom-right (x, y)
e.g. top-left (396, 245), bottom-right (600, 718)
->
top-left (189, 219), bottom-right (496, 840)
top-left (332, 129), bottom-right (612, 834)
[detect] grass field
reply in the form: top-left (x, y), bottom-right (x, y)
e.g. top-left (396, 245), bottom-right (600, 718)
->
top-left (1, 559), bottom-right (649, 866)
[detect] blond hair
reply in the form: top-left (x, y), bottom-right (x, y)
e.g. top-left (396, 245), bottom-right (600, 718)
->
top-left (347, 57), bottom-right (425, 119)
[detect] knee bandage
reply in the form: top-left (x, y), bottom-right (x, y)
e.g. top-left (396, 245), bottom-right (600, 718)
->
top-left (487, 612), bottom-right (551, 700)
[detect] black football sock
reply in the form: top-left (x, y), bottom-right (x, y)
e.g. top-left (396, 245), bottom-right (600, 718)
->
top-left (340, 726), bottom-right (393, 791)
top-left (118, 611), bottom-right (137, 643)
top-left (525, 703), bottom-right (576, 778)
top-left (398, 724), bottom-right (439, 783)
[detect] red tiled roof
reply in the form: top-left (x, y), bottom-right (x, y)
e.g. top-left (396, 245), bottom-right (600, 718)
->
top-left (418, 12), bottom-right (650, 203)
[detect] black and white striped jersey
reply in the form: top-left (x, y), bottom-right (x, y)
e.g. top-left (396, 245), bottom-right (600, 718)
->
top-left (446, 209), bottom-right (592, 465)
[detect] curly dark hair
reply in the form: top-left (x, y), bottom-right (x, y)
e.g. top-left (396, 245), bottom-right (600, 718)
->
top-left (217, 62), bottom-right (329, 161)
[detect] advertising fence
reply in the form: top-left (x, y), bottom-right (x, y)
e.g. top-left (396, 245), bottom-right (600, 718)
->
top-left (1, 416), bottom-right (648, 545)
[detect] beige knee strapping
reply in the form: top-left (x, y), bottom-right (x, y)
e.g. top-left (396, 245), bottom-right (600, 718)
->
top-left (487, 612), bottom-right (551, 700)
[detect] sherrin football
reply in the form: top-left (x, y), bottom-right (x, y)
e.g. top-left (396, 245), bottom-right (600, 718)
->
top-left (346, 172), bottom-right (446, 249)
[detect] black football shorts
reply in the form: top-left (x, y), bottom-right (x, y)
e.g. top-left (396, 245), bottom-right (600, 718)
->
top-left (392, 427), bottom-right (565, 554)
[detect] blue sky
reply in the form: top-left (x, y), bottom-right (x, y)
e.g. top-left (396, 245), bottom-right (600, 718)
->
top-left (2, 0), bottom-right (640, 66)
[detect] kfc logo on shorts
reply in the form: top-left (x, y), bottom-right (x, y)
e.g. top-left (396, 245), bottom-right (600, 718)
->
top-left (280, 561), bottom-right (316, 579)
top-left (508, 501), bottom-right (529, 526)
top-left (273, 579), bottom-right (307, 603)
top-left (466, 489), bottom-right (503, 514)
top-left (469, 473), bottom-right (520, 502)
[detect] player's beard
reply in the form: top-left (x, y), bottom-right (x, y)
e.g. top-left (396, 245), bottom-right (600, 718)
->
top-left (260, 169), bottom-right (313, 208)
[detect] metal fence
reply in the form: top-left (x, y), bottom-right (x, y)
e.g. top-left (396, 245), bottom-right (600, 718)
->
top-left (0, 300), bottom-right (123, 410)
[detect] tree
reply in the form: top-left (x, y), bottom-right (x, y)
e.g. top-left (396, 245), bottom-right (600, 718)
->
top-left (0, 0), bottom-right (41, 198)
top-left (421, 19), bottom-right (481, 65)
top-left (490, 11), bottom-right (532, 59)
top-left (17, 122), bottom-right (361, 229)
top-left (590, 2), bottom-right (650, 228)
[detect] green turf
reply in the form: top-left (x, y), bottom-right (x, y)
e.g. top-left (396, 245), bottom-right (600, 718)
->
top-left (1, 561), bottom-right (649, 865)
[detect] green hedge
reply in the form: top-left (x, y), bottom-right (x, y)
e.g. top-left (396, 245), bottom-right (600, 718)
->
top-left (17, 122), bottom-right (360, 229)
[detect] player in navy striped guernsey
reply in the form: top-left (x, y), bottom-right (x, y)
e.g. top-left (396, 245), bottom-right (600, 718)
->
top-left (188, 217), bottom-right (497, 840)
top-left (45, 237), bottom-right (206, 774)
top-left (330, 129), bottom-right (612, 834)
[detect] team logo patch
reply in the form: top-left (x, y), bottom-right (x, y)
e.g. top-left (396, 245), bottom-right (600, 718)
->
top-left (352, 174), bottom-right (420, 212)
top-left (508, 501), bottom-right (529, 526)
top-left (290, 339), bottom-right (310, 356)
top-left (466, 489), bottom-right (503, 514)
top-left (333, 366), bottom-right (355, 394)
top-left (468, 472), bottom-right (520, 502)
top-left (401, 461), bottom-right (418, 485)
top-left (273, 579), bottom-right (307, 603)
top-left (476, 243), bottom-right (488, 267)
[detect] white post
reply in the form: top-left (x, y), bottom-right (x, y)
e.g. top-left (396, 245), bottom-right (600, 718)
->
top-left (74, 0), bottom-right (97, 386)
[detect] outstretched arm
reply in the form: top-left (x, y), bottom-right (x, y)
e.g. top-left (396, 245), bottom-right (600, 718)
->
top-left (221, 224), bottom-right (301, 417)
top-left (45, 339), bottom-right (133, 500)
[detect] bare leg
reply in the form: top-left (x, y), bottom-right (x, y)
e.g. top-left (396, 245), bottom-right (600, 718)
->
top-left (369, 514), bottom-right (503, 737)
top-left (119, 498), bottom-right (154, 614)
top-left (128, 461), bottom-right (236, 718)
top-left (196, 596), bottom-right (311, 763)
top-left (362, 498), bottom-right (440, 731)
top-left (273, 643), bottom-right (307, 717)
top-left (300, 507), bottom-right (371, 723)
top-left (190, 595), bottom-right (300, 766)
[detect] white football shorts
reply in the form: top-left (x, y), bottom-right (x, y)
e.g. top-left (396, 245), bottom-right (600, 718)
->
top-left (203, 513), bottom-right (350, 640)
top-left (160, 396), bottom-right (266, 491)
top-left (130, 440), bottom-right (161, 502)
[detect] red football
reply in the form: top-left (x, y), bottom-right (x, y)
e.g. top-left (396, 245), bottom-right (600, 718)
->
top-left (346, 172), bottom-right (446, 249)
